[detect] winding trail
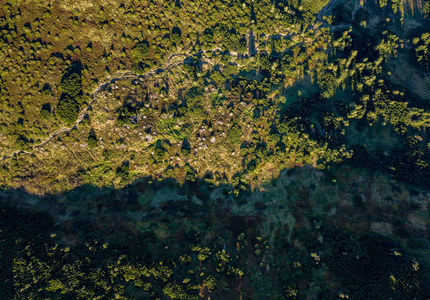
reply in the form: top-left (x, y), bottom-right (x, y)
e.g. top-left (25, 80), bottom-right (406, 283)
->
top-left (0, 0), bottom-right (349, 163)
top-left (0, 53), bottom-right (188, 163)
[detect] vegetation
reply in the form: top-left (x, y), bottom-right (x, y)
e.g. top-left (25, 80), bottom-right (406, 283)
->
top-left (1, 0), bottom-right (430, 299)
top-left (57, 70), bottom-right (83, 124)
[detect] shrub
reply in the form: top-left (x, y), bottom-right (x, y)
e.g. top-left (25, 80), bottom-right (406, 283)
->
top-left (424, 2), bottom-right (430, 18)
top-left (116, 102), bottom-right (138, 125)
top-left (40, 103), bottom-right (51, 120)
top-left (88, 129), bottom-right (98, 148)
top-left (116, 161), bottom-right (129, 181)
top-left (40, 109), bottom-right (50, 120)
top-left (155, 147), bottom-right (167, 161)
top-left (181, 139), bottom-right (191, 157)
top-left (131, 62), bottom-right (150, 75)
top-left (227, 124), bottom-right (243, 143)
top-left (319, 73), bottom-right (337, 98)
top-left (57, 95), bottom-right (79, 124)
top-left (181, 148), bottom-right (190, 157)
top-left (60, 73), bottom-right (82, 98)
top-left (131, 41), bottom-right (149, 62)
top-left (171, 27), bottom-right (182, 45)
top-left (13, 135), bottom-right (30, 150)
top-left (41, 83), bottom-right (52, 96)
top-left (183, 58), bottom-right (197, 79)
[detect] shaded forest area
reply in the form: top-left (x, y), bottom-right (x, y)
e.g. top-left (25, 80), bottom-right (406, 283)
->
top-left (1, 168), bottom-right (430, 299)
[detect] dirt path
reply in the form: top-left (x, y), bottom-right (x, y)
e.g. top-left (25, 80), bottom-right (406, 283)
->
top-left (0, 53), bottom-right (189, 163)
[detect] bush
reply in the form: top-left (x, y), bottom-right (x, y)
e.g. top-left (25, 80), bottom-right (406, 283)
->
top-left (60, 73), bottom-right (82, 98)
top-left (131, 41), bottom-right (149, 62)
top-left (227, 124), bottom-right (243, 143)
top-left (155, 147), bottom-right (167, 161)
top-left (181, 139), bottom-right (191, 157)
top-left (116, 161), bottom-right (130, 181)
top-left (40, 103), bottom-right (51, 120)
top-left (116, 102), bottom-right (138, 125)
top-left (183, 59), bottom-right (197, 79)
top-left (88, 129), bottom-right (98, 148)
top-left (13, 135), bottom-right (30, 150)
top-left (171, 27), bottom-right (182, 45)
top-left (40, 109), bottom-right (50, 120)
top-left (181, 147), bottom-right (190, 157)
top-left (319, 73), bottom-right (337, 98)
top-left (57, 70), bottom-right (82, 124)
top-left (57, 95), bottom-right (79, 124)
top-left (131, 62), bottom-right (150, 75)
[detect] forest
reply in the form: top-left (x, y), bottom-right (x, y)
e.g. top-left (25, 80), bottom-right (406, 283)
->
top-left (1, 0), bottom-right (430, 299)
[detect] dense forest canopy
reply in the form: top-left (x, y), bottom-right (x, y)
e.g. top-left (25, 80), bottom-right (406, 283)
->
top-left (0, 0), bottom-right (430, 299)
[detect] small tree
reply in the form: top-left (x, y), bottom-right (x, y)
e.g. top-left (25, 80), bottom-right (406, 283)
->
top-left (40, 103), bottom-right (51, 120)
top-left (57, 95), bottom-right (79, 124)
top-left (131, 41), bottom-right (150, 62)
top-left (60, 73), bottom-right (82, 98)
top-left (171, 27), bottom-right (182, 45)
top-left (88, 129), bottom-right (98, 148)
top-left (12, 135), bottom-right (30, 150)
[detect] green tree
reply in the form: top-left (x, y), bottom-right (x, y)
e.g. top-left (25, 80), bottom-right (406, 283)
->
top-left (40, 103), bottom-right (51, 120)
top-left (131, 41), bottom-right (150, 62)
top-left (57, 95), bottom-right (79, 124)
top-left (59, 73), bottom-right (82, 98)
top-left (12, 135), bottom-right (30, 150)
top-left (227, 124), bottom-right (243, 143)
top-left (171, 27), bottom-right (182, 45)
top-left (88, 129), bottom-right (98, 148)
top-left (319, 73), bottom-right (337, 98)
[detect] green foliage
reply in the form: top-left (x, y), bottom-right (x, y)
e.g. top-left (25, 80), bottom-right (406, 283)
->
top-left (57, 95), bottom-right (79, 124)
top-left (157, 117), bottom-right (186, 140)
top-left (183, 58), bottom-right (197, 79)
top-left (325, 230), bottom-right (424, 299)
top-left (155, 147), bottom-right (167, 161)
top-left (375, 31), bottom-right (400, 62)
top-left (229, 35), bottom-right (247, 53)
top-left (210, 70), bottom-right (225, 86)
top-left (57, 71), bottom-right (82, 124)
top-left (163, 282), bottom-right (197, 299)
top-left (88, 129), bottom-right (98, 148)
top-left (116, 161), bottom-right (130, 181)
top-left (116, 102), bottom-right (138, 125)
top-left (184, 164), bottom-right (197, 182)
top-left (227, 124), bottom-right (243, 144)
top-left (319, 73), bottom-right (337, 98)
top-left (171, 27), bottom-right (182, 45)
top-left (40, 103), bottom-right (51, 120)
top-left (2, 2), bottom-right (430, 299)
top-left (379, 0), bottom-right (388, 8)
top-left (391, 0), bottom-right (401, 13)
top-left (12, 136), bottom-right (30, 150)
top-left (414, 32), bottom-right (430, 71)
top-left (424, 1), bottom-right (430, 18)
top-left (181, 139), bottom-right (191, 157)
top-left (154, 140), bottom-right (170, 162)
top-left (59, 73), bottom-right (82, 98)
top-left (131, 62), bottom-right (150, 75)
top-left (131, 40), bottom-right (149, 62)
top-left (201, 28), bottom-right (214, 49)
top-left (186, 85), bottom-right (204, 107)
